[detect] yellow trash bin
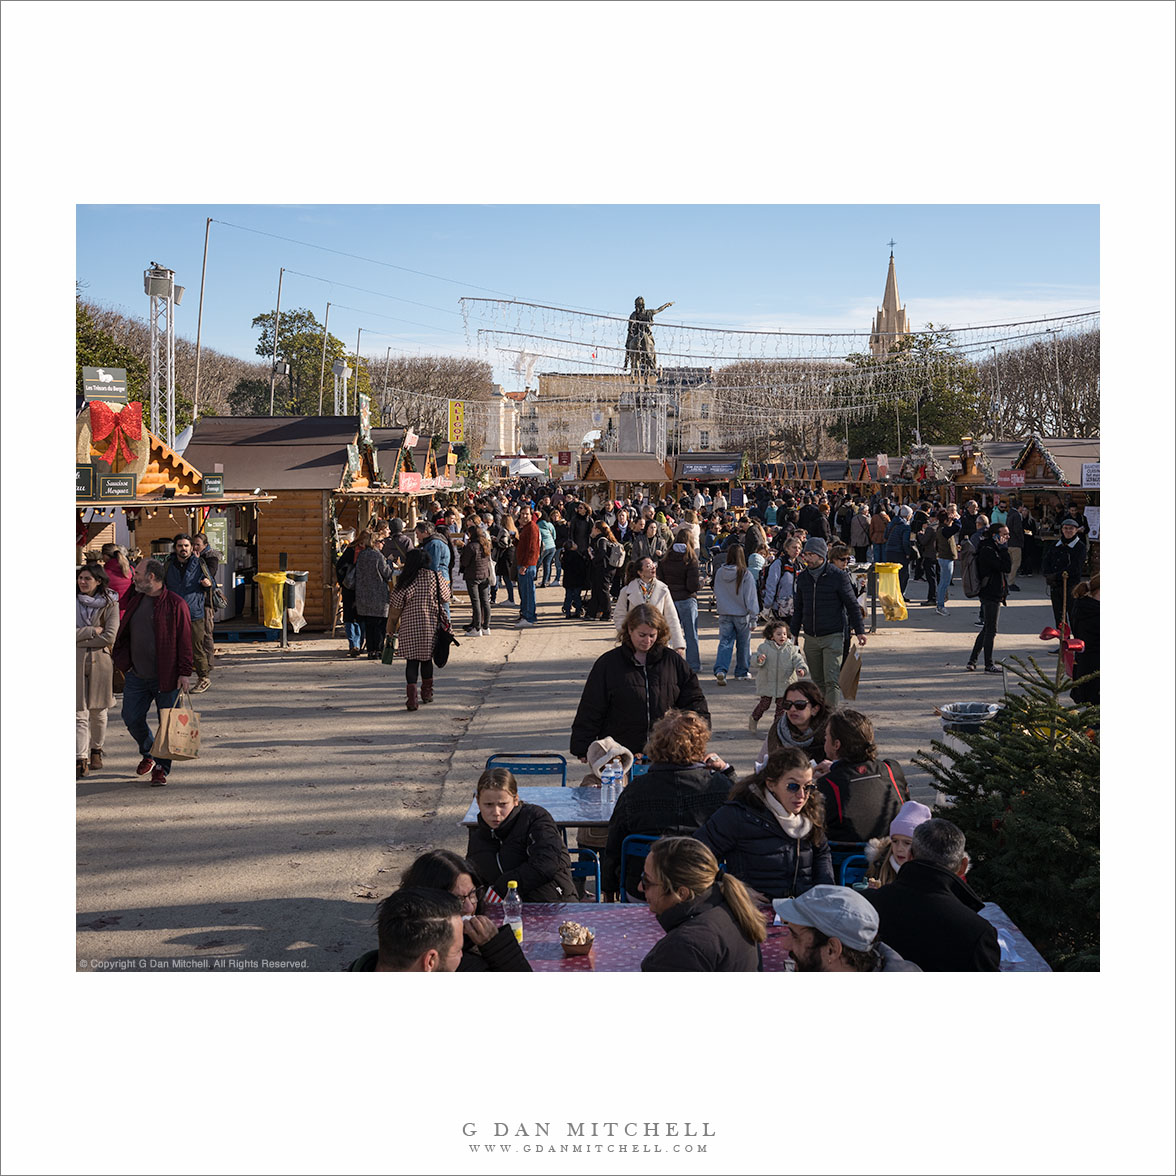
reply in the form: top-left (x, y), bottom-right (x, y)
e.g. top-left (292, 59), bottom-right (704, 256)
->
top-left (254, 572), bottom-right (289, 629)
top-left (873, 562), bottom-right (908, 621)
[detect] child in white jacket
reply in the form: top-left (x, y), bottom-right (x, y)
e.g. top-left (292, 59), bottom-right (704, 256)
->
top-left (749, 619), bottom-right (808, 730)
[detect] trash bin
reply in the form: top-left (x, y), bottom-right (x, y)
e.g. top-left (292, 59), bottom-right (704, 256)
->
top-left (935, 702), bottom-right (1002, 805)
top-left (254, 571), bottom-right (289, 629)
top-left (284, 571), bottom-right (309, 633)
top-left (873, 561), bottom-right (908, 621)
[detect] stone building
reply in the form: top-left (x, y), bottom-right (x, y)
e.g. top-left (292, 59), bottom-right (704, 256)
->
top-left (869, 251), bottom-right (911, 357)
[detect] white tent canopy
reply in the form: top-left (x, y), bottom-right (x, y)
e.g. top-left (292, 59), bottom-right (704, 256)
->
top-left (508, 457), bottom-right (546, 477)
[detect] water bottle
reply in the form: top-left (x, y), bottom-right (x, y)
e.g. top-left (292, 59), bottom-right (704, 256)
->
top-left (601, 760), bottom-right (622, 806)
top-left (503, 880), bottom-right (523, 944)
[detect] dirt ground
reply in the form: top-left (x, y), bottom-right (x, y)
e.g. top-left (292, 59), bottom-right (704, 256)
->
top-left (75, 573), bottom-right (1060, 971)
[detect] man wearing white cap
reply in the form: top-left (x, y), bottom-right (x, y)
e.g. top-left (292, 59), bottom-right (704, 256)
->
top-left (773, 885), bottom-right (921, 972)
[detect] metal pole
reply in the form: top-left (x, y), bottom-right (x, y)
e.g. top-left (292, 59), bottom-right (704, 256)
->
top-left (382, 346), bottom-right (392, 423)
top-left (166, 271), bottom-right (176, 447)
top-left (991, 346), bottom-right (1002, 442)
top-left (269, 267), bottom-right (285, 415)
top-left (318, 301), bottom-right (331, 413)
top-left (193, 218), bottom-right (211, 417)
top-left (352, 327), bottom-right (363, 416)
top-left (1052, 328), bottom-right (1063, 397)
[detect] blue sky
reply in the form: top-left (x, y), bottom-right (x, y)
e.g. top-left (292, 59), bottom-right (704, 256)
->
top-left (75, 204), bottom-right (1099, 388)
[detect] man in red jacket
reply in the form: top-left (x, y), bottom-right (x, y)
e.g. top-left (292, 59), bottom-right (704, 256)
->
top-left (514, 505), bottom-right (542, 628)
top-left (112, 559), bottom-right (194, 785)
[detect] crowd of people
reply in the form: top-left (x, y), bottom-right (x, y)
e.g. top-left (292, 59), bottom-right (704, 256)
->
top-left (78, 474), bottom-right (1096, 970)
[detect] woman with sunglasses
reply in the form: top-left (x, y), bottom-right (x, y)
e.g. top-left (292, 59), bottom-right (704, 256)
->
top-left (754, 679), bottom-right (829, 772)
top-left (694, 748), bottom-right (833, 901)
top-left (639, 837), bottom-right (766, 972)
top-left (353, 849), bottom-right (532, 972)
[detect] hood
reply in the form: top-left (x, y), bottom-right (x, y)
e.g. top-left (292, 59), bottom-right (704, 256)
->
top-left (586, 737), bottom-right (635, 777)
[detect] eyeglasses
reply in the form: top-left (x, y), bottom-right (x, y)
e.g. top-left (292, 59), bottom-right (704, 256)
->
top-left (782, 699), bottom-right (811, 711)
top-left (781, 781), bottom-right (817, 794)
top-left (639, 873), bottom-right (661, 891)
top-left (453, 887), bottom-right (481, 905)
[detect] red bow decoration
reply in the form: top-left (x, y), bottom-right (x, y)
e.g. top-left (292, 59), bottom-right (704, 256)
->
top-left (90, 400), bottom-right (143, 467)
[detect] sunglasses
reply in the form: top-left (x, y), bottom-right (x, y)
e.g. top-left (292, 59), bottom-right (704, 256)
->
top-left (782, 699), bottom-right (812, 711)
top-left (781, 781), bottom-right (817, 794)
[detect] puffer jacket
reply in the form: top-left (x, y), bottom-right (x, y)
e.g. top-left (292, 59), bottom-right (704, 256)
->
top-left (465, 802), bottom-right (578, 902)
top-left (792, 561), bottom-right (864, 639)
top-left (658, 546), bottom-right (701, 601)
top-left (570, 642), bottom-right (710, 761)
top-left (753, 639), bottom-right (808, 697)
top-left (883, 519), bottom-right (914, 561)
top-left (459, 537), bottom-right (492, 584)
top-left (641, 884), bottom-right (762, 972)
top-left (693, 794), bottom-right (834, 899)
top-left (817, 758), bottom-right (910, 843)
top-left (601, 760), bottom-right (734, 895)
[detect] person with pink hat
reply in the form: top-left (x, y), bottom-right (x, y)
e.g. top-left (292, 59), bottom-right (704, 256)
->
top-left (866, 800), bottom-right (932, 888)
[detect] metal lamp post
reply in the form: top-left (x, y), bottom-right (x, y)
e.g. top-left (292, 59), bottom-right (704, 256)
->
top-left (144, 263), bottom-right (185, 447)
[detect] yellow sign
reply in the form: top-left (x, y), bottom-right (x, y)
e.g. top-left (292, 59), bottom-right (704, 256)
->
top-left (448, 399), bottom-right (465, 445)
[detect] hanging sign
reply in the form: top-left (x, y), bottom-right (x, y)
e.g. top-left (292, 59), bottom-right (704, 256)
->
top-left (558, 450), bottom-right (572, 467)
top-left (398, 472), bottom-right (422, 492)
top-left (448, 400), bottom-right (465, 445)
top-left (82, 367), bottom-right (128, 402)
top-left (405, 428), bottom-right (419, 448)
top-left (98, 474), bottom-right (137, 499)
top-left (77, 465), bottom-right (94, 497)
top-left (202, 474), bottom-right (224, 497)
top-left (1081, 463), bottom-right (1100, 488)
top-left (1084, 506), bottom-right (1099, 540)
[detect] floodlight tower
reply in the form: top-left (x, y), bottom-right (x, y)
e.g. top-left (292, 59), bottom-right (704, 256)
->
top-left (332, 359), bottom-right (352, 415)
top-left (144, 263), bottom-right (185, 446)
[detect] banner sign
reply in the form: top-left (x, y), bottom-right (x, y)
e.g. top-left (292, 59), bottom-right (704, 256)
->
top-left (448, 400), bottom-right (465, 445)
top-left (82, 367), bottom-right (128, 402)
top-left (680, 461), bottom-right (738, 478)
top-left (558, 450), bottom-right (572, 467)
top-left (1084, 506), bottom-right (1099, 541)
top-left (398, 472), bottom-right (422, 492)
top-left (420, 476), bottom-right (437, 490)
top-left (436, 477), bottom-right (453, 489)
top-left (997, 469), bottom-right (1026, 488)
top-left (876, 454), bottom-right (890, 478)
top-left (202, 474), bottom-right (224, 497)
top-left (98, 474), bottom-right (137, 499)
top-left (405, 428), bottom-right (419, 448)
top-left (77, 465), bottom-right (94, 497)
top-left (1081, 463), bottom-right (1100, 488)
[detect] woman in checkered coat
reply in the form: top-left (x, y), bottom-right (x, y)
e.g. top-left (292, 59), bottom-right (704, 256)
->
top-left (389, 548), bottom-right (452, 711)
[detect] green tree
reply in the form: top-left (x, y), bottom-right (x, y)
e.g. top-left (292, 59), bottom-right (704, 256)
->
top-left (830, 326), bottom-right (982, 456)
top-left (252, 307), bottom-right (371, 415)
top-left (913, 655), bottom-right (1099, 970)
top-left (76, 297), bottom-right (149, 407)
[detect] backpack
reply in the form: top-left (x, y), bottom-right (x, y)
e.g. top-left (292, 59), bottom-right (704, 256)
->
top-left (960, 542), bottom-right (983, 598)
top-left (605, 540), bottom-right (625, 568)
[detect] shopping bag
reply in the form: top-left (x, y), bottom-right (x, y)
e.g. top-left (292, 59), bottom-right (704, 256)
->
top-left (380, 634), bottom-right (397, 665)
top-left (151, 690), bottom-right (201, 760)
top-left (839, 645), bottom-right (863, 701)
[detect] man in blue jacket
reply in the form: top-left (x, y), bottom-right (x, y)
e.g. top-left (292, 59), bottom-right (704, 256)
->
top-left (163, 534), bottom-right (212, 694)
top-left (792, 537), bottom-right (865, 708)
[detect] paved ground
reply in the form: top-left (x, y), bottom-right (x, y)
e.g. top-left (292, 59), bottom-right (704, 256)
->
top-left (75, 573), bottom-right (1060, 971)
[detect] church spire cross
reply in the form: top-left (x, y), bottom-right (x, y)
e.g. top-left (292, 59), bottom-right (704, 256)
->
top-left (887, 238), bottom-right (897, 255)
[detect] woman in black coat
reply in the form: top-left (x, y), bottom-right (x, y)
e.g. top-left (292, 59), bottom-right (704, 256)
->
top-left (570, 603), bottom-right (710, 768)
top-left (640, 837), bottom-right (765, 972)
top-left (585, 521), bottom-right (619, 620)
top-left (600, 708), bottom-right (732, 900)
top-left (694, 747), bottom-right (834, 901)
top-left (465, 768), bottom-right (578, 903)
top-left (1069, 575), bottom-right (1100, 704)
top-left (399, 849), bottom-right (531, 972)
top-left (967, 522), bottom-right (1012, 672)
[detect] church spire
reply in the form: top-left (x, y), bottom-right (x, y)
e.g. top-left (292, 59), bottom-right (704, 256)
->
top-left (869, 246), bottom-right (911, 357)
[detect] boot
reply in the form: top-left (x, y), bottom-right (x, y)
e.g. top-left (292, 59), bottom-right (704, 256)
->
top-left (420, 678), bottom-right (434, 704)
top-left (406, 683), bottom-right (420, 711)
top-left (77, 758), bottom-right (89, 779)
top-left (89, 748), bottom-right (104, 770)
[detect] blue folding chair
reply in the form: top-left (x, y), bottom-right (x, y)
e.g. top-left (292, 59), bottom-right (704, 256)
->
top-left (618, 834), bottom-right (659, 903)
top-left (828, 841), bottom-right (868, 880)
top-left (485, 752), bottom-right (568, 787)
top-left (839, 854), bottom-right (869, 887)
top-left (629, 759), bottom-right (651, 782)
top-left (568, 847), bottom-right (602, 903)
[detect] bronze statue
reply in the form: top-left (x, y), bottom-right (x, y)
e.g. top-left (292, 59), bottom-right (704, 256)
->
top-left (623, 295), bottom-right (673, 386)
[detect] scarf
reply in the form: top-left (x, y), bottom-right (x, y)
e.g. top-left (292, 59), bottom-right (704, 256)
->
top-left (77, 590), bottom-right (113, 628)
top-left (637, 578), bottom-right (656, 602)
top-left (890, 855), bottom-right (903, 874)
top-left (753, 783), bottom-right (812, 839)
top-left (776, 717), bottom-right (817, 751)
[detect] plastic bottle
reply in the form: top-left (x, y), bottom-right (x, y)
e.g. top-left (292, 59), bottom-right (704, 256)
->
top-left (601, 759), bottom-right (622, 805)
top-left (503, 880), bottom-right (523, 943)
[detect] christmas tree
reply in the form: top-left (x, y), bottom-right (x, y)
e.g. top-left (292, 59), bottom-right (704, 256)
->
top-left (913, 654), bottom-right (1099, 970)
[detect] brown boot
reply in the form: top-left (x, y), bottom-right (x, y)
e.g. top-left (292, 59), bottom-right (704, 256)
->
top-left (406, 683), bottom-right (420, 711)
top-left (420, 678), bottom-right (434, 704)
top-left (77, 758), bottom-right (89, 780)
top-left (89, 748), bottom-right (104, 770)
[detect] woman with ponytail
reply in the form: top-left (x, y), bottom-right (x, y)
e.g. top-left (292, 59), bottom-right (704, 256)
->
top-left (639, 837), bottom-right (766, 972)
top-left (693, 748), bottom-right (833, 901)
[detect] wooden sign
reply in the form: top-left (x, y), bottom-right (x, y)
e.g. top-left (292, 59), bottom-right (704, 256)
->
top-left (77, 465), bottom-right (94, 497)
top-left (98, 474), bottom-right (137, 499)
top-left (202, 474), bottom-right (224, 497)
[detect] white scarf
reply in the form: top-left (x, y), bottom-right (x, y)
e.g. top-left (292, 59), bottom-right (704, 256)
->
top-left (754, 783), bottom-right (812, 839)
top-left (77, 590), bottom-right (113, 628)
